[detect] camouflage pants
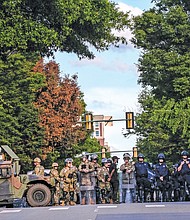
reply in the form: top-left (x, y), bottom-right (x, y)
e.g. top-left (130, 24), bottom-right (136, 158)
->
top-left (53, 183), bottom-right (61, 204)
top-left (99, 182), bottom-right (112, 203)
top-left (61, 183), bottom-right (76, 204)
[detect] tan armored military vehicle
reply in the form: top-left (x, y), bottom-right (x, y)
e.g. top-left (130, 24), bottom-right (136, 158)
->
top-left (0, 145), bottom-right (53, 207)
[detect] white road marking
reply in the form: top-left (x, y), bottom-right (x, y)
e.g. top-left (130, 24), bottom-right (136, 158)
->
top-left (0, 210), bottom-right (21, 214)
top-left (48, 207), bottom-right (69, 211)
top-left (145, 204), bottom-right (165, 208)
top-left (97, 205), bottom-right (118, 209)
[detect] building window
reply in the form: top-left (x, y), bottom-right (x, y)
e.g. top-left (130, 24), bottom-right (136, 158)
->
top-left (95, 130), bottom-right (99, 137)
top-left (95, 122), bottom-right (99, 127)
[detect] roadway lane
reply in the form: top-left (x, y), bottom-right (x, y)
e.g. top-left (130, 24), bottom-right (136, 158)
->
top-left (1, 202), bottom-right (190, 220)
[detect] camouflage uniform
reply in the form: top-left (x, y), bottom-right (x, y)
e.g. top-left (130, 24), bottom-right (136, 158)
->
top-left (78, 156), bottom-right (95, 204)
top-left (90, 161), bottom-right (101, 186)
top-left (70, 165), bottom-right (78, 204)
top-left (97, 159), bottom-right (112, 204)
top-left (50, 163), bottom-right (60, 205)
top-left (60, 158), bottom-right (77, 206)
top-left (91, 159), bottom-right (101, 203)
top-left (120, 162), bottom-right (135, 184)
top-left (120, 153), bottom-right (136, 203)
top-left (33, 157), bottom-right (44, 176)
top-left (78, 161), bottom-right (94, 186)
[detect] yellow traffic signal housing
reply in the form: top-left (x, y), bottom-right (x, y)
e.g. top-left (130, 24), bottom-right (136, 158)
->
top-left (126, 112), bottom-right (134, 129)
top-left (133, 147), bottom-right (138, 158)
top-left (102, 148), bottom-right (106, 158)
top-left (85, 113), bottom-right (93, 130)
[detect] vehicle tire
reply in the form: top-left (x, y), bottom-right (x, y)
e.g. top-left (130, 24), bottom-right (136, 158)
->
top-left (26, 184), bottom-right (51, 207)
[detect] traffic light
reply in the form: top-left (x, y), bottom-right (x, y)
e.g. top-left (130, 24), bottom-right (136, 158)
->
top-left (126, 112), bottom-right (134, 129)
top-left (133, 147), bottom-right (138, 158)
top-left (102, 148), bottom-right (106, 158)
top-left (85, 113), bottom-right (93, 130)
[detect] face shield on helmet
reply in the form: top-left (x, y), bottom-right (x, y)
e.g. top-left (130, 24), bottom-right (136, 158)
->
top-left (65, 158), bottom-right (72, 164)
top-left (101, 158), bottom-right (108, 166)
top-left (123, 153), bottom-right (131, 160)
top-left (137, 153), bottom-right (145, 159)
top-left (181, 151), bottom-right (189, 157)
top-left (157, 153), bottom-right (165, 161)
top-left (107, 158), bottom-right (112, 164)
top-left (91, 154), bottom-right (98, 161)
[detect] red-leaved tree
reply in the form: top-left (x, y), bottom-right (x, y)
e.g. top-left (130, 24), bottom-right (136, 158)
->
top-left (34, 59), bottom-right (86, 159)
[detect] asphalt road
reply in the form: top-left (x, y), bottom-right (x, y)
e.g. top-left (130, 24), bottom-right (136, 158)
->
top-left (1, 202), bottom-right (190, 220)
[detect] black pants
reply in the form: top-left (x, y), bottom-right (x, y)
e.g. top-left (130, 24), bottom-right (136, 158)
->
top-left (110, 180), bottom-right (119, 202)
top-left (136, 176), bottom-right (151, 189)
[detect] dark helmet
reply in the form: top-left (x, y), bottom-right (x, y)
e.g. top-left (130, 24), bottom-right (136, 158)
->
top-left (68, 158), bottom-right (73, 162)
top-left (101, 158), bottom-right (108, 165)
top-left (181, 151), bottom-right (189, 156)
top-left (65, 158), bottom-right (73, 164)
top-left (157, 153), bottom-right (165, 160)
top-left (91, 154), bottom-right (98, 161)
top-left (65, 158), bottom-right (70, 164)
top-left (137, 153), bottom-right (145, 159)
top-left (123, 153), bottom-right (131, 160)
top-left (107, 158), bottom-right (113, 163)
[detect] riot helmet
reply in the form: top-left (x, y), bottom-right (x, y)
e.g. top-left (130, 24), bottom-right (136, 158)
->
top-left (67, 158), bottom-right (73, 163)
top-left (101, 158), bottom-right (108, 166)
top-left (107, 158), bottom-right (113, 164)
top-left (181, 150), bottom-right (189, 157)
top-left (91, 154), bottom-right (98, 161)
top-left (137, 153), bottom-right (145, 159)
top-left (65, 158), bottom-right (71, 164)
top-left (123, 153), bottom-right (131, 160)
top-left (157, 153), bottom-right (165, 161)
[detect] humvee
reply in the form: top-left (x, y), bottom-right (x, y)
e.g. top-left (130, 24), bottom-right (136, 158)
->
top-left (0, 145), bottom-right (54, 207)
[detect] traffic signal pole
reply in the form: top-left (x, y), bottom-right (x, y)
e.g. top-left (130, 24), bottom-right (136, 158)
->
top-left (83, 112), bottom-right (135, 130)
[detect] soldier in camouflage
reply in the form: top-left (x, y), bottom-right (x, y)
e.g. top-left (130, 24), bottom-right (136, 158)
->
top-left (60, 158), bottom-right (77, 206)
top-left (120, 153), bottom-right (135, 203)
top-left (120, 153), bottom-right (135, 184)
top-left (69, 159), bottom-right (79, 204)
top-left (97, 158), bottom-right (112, 204)
top-left (78, 153), bottom-right (95, 204)
top-left (33, 157), bottom-right (44, 176)
top-left (50, 162), bottom-right (60, 206)
top-left (90, 154), bottom-right (101, 203)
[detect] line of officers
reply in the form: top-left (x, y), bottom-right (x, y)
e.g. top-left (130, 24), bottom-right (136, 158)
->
top-left (32, 149), bottom-right (190, 206)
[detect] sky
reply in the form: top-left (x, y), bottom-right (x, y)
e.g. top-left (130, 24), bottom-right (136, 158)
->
top-left (53, 0), bottom-right (154, 163)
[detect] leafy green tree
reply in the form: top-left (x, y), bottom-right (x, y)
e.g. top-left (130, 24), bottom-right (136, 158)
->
top-left (0, 0), bottom-right (129, 61)
top-left (131, 0), bottom-right (190, 164)
top-left (71, 136), bottom-right (103, 168)
top-left (0, 53), bottom-right (45, 171)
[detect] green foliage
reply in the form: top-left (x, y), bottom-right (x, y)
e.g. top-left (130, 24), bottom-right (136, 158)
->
top-left (0, 53), bottom-right (46, 172)
top-left (131, 0), bottom-right (190, 164)
top-left (0, 0), bottom-right (129, 60)
top-left (71, 136), bottom-right (103, 167)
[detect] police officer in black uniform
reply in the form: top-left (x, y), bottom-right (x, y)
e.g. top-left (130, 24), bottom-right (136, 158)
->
top-left (135, 153), bottom-right (151, 202)
top-left (177, 150), bottom-right (190, 201)
top-left (154, 153), bottom-right (170, 201)
top-left (109, 156), bottom-right (120, 203)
